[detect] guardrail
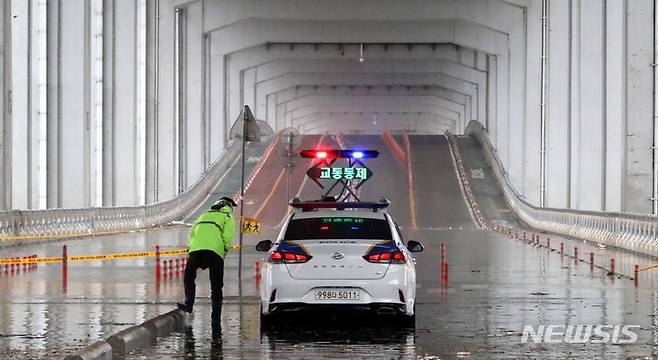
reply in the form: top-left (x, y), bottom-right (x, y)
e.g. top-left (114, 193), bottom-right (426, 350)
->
top-left (456, 120), bottom-right (658, 257)
top-left (445, 133), bottom-right (492, 231)
top-left (0, 139), bottom-right (243, 246)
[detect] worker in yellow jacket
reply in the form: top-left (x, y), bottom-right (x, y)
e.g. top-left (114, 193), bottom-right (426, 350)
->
top-left (178, 196), bottom-right (236, 335)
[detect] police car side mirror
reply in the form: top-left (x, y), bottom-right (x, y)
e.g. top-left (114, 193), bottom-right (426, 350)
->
top-left (256, 240), bottom-right (273, 252)
top-left (407, 240), bottom-right (424, 253)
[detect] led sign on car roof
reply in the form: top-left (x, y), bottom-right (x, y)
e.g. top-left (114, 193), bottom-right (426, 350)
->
top-left (300, 148), bottom-right (377, 202)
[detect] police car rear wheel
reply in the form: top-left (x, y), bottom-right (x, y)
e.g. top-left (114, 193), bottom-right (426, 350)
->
top-left (260, 304), bottom-right (274, 327)
top-left (398, 305), bottom-right (416, 327)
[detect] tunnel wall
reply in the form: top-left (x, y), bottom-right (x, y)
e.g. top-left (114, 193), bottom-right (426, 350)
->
top-left (541, 0), bottom-right (654, 214)
top-left (0, 0), bottom-right (655, 216)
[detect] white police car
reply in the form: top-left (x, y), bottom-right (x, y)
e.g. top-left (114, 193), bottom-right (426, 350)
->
top-left (255, 198), bottom-right (423, 325)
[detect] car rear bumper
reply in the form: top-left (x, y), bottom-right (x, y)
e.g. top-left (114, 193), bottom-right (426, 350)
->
top-left (268, 302), bottom-right (407, 315)
top-left (260, 263), bottom-right (415, 316)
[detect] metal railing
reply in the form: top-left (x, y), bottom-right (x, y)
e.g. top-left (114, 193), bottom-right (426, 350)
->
top-left (0, 140), bottom-right (242, 246)
top-left (460, 120), bottom-right (658, 257)
top-left (445, 133), bottom-right (492, 231)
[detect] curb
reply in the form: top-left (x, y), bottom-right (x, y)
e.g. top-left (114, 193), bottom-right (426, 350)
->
top-left (142, 310), bottom-right (186, 339)
top-left (64, 309), bottom-right (187, 360)
top-left (63, 339), bottom-right (113, 360)
top-left (106, 324), bottom-right (153, 354)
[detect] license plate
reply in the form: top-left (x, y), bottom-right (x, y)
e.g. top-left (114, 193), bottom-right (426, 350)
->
top-left (314, 288), bottom-right (361, 301)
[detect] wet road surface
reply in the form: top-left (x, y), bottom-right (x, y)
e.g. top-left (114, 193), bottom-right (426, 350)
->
top-left (2, 134), bottom-right (658, 359)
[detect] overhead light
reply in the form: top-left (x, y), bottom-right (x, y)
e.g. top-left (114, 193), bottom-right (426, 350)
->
top-left (359, 43), bottom-right (365, 63)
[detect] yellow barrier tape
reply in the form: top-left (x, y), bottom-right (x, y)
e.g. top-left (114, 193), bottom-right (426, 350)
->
top-left (0, 245), bottom-right (240, 265)
top-left (0, 257), bottom-right (62, 265)
top-left (0, 249), bottom-right (185, 265)
top-left (639, 264), bottom-right (658, 272)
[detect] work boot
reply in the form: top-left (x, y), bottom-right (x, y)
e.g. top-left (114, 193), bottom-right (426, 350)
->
top-left (211, 325), bottom-right (222, 342)
top-left (177, 302), bottom-right (192, 313)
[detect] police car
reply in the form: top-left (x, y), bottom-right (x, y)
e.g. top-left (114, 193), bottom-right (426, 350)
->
top-left (255, 198), bottom-right (423, 325)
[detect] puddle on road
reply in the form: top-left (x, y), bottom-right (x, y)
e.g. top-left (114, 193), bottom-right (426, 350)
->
top-left (123, 304), bottom-right (417, 360)
top-left (3, 227), bottom-right (658, 359)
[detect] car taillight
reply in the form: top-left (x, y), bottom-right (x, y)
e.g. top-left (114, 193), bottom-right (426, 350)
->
top-left (269, 250), bottom-right (312, 264)
top-left (363, 250), bottom-right (406, 264)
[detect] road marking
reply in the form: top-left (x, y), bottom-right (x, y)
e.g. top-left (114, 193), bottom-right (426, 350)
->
top-left (253, 168), bottom-right (286, 220)
top-left (470, 168), bottom-right (485, 179)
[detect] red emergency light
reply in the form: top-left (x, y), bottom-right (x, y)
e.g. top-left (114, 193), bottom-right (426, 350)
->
top-left (300, 149), bottom-right (339, 159)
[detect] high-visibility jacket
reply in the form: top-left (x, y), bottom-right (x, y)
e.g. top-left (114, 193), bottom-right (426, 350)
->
top-left (187, 205), bottom-right (235, 258)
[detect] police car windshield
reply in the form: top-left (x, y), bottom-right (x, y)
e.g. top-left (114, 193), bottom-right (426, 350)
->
top-left (284, 217), bottom-right (392, 240)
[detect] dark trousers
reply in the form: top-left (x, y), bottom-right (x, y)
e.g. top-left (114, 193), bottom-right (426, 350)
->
top-left (184, 250), bottom-right (224, 330)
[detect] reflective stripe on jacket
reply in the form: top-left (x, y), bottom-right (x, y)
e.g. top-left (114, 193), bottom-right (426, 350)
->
top-left (187, 205), bottom-right (235, 258)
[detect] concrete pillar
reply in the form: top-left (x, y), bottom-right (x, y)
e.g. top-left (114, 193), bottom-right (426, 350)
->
top-left (624, 0), bottom-right (654, 213)
top-left (523, 0), bottom-right (542, 205)
top-left (493, 39), bottom-right (510, 177)
top-left (507, 7), bottom-right (526, 199)
top-left (202, 32), bottom-right (211, 169)
top-left (9, 0), bottom-right (29, 209)
top-left (154, 0), bottom-right (176, 201)
top-left (208, 32), bottom-right (226, 160)
top-left (0, 1), bottom-right (7, 209)
top-left (145, 0), bottom-right (158, 203)
top-left (102, 0), bottom-right (114, 206)
top-left (243, 67), bottom-right (256, 117)
top-left (486, 55), bottom-right (497, 145)
top-left (266, 92), bottom-right (277, 131)
top-left (276, 95), bottom-right (287, 130)
top-left (575, 0), bottom-right (606, 211)
top-left (546, 0), bottom-right (571, 208)
top-left (33, 0), bottom-right (48, 209)
top-left (564, 1), bottom-right (581, 209)
top-left (181, 0), bottom-right (204, 189)
top-left (2, 0), bottom-right (48, 210)
top-left (604, 0), bottom-right (625, 212)
top-left (59, 0), bottom-right (92, 208)
top-left (46, 0), bottom-right (60, 208)
top-left (47, 0), bottom-right (94, 209)
top-left (111, 0), bottom-right (139, 206)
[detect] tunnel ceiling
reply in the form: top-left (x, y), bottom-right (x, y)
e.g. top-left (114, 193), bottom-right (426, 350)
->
top-left (196, 0), bottom-right (515, 135)
top-left (226, 43), bottom-right (487, 134)
top-left (9, 0), bottom-right (654, 216)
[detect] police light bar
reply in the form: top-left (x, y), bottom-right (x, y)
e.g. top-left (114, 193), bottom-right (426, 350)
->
top-left (299, 149), bottom-right (379, 159)
top-left (289, 197), bottom-right (390, 211)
